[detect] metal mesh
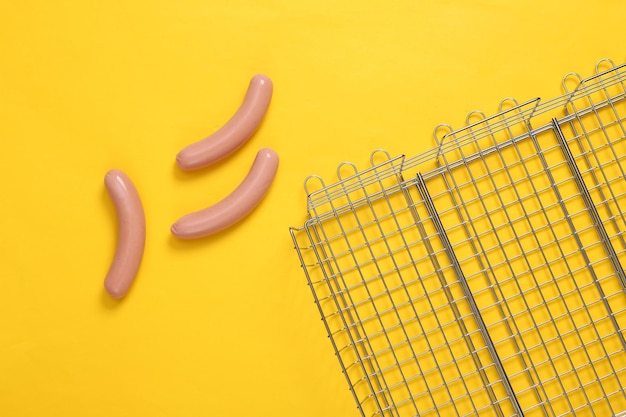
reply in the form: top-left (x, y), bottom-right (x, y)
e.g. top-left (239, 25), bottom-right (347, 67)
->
top-left (291, 59), bottom-right (626, 417)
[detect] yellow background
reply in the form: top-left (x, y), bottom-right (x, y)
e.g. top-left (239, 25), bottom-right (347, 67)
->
top-left (0, 1), bottom-right (624, 416)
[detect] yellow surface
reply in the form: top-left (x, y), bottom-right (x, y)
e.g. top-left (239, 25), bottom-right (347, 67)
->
top-left (0, 1), bottom-right (625, 416)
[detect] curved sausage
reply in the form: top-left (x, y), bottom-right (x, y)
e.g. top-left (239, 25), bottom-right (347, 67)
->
top-left (176, 74), bottom-right (273, 171)
top-left (171, 148), bottom-right (279, 239)
top-left (103, 169), bottom-right (146, 298)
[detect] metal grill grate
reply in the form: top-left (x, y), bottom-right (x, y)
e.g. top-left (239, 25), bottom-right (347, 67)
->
top-left (290, 59), bottom-right (626, 417)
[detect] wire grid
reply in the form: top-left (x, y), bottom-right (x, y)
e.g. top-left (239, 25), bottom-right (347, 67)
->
top-left (562, 61), bottom-right (626, 279)
top-left (427, 123), bottom-right (626, 416)
top-left (290, 59), bottom-right (626, 417)
top-left (293, 163), bottom-right (520, 416)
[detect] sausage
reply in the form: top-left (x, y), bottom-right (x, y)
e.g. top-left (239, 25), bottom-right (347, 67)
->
top-left (171, 148), bottom-right (279, 239)
top-left (176, 74), bottom-right (273, 171)
top-left (103, 169), bottom-right (146, 298)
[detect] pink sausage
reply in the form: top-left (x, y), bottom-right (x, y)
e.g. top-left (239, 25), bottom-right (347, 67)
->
top-left (171, 148), bottom-right (279, 239)
top-left (103, 169), bottom-right (146, 298)
top-left (176, 74), bottom-right (273, 171)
